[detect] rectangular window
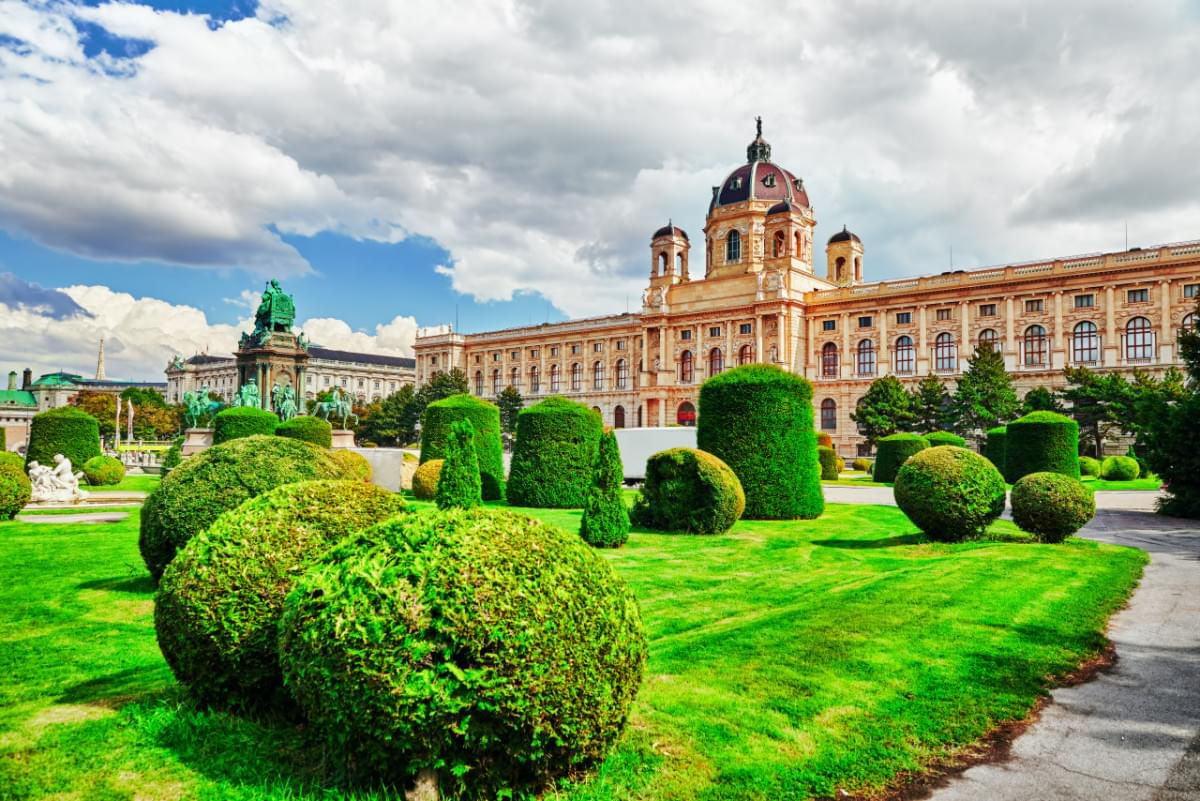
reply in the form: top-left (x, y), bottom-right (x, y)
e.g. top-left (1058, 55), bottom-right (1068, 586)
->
top-left (979, 304), bottom-right (996, 317)
top-left (1186, 284), bottom-right (1200, 298)
top-left (616, 340), bottom-right (626, 350)
top-left (936, 308), bottom-right (952, 321)
top-left (895, 312), bottom-right (912, 325)
top-left (1127, 288), bottom-right (1149, 303)
top-left (474, 354), bottom-right (481, 363)
top-left (858, 316), bottom-right (873, 329)
top-left (1074, 294), bottom-right (1094, 308)
top-left (680, 330), bottom-right (692, 340)
top-left (431, 356), bottom-right (438, 366)
top-left (708, 326), bottom-right (721, 337)
top-left (530, 348), bottom-right (539, 358)
top-left (550, 346), bottom-right (559, 356)
top-left (323, 376), bottom-right (330, 386)
top-left (822, 320), bottom-right (836, 331)
top-left (593, 342), bottom-right (604, 352)
top-left (493, 353), bottom-right (500, 361)
top-left (511, 350), bottom-right (520, 360)
top-left (571, 344), bottom-right (580, 354)
top-left (1025, 299), bottom-right (1044, 313)
top-left (739, 323), bottom-right (752, 335)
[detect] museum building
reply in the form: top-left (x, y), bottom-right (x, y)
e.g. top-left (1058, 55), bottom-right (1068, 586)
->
top-left (413, 122), bottom-right (1200, 455)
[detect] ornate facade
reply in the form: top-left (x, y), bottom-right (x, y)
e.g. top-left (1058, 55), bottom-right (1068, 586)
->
top-left (413, 122), bottom-right (1200, 455)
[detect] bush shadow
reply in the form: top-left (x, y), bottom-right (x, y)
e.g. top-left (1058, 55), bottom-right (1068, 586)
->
top-left (77, 574), bottom-right (156, 595)
top-left (813, 534), bottom-right (923, 549)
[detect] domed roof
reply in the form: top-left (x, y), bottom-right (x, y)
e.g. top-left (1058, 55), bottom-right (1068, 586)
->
top-left (652, 221), bottom-right (688, 240)
top-left (828, 225), bottom-right (861, 245)
top-left (711, 118), bottom-right (810, 212)
top-left (766, 199), bottom-right (798, 216)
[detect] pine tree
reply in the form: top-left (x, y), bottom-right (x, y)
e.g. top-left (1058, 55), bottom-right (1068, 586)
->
top-left (435, 419), bottom-right (482, 510)
top-left (1021, 385), bottom-right (1064, 415)
top-left (950, 344), bottom-right (1019, 444)
top-left (851, 375), bottom-right (916, 447)
top-left (910, 373), bottom-right (950, 434)
top-left (497, 385), bottom-right (524, 437)
top-left (580, 431), bottom-right (631, 547)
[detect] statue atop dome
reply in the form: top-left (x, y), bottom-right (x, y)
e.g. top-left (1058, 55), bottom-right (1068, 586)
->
top-left (253, 279), bottom-right (295, 336)
top-left (746, 116), bottom-right (771, 163)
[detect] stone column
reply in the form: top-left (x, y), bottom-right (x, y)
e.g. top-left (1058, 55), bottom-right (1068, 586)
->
top-left (878, 307), bottom-right (889, 374)
top-left (1105, 286), bottom-right (1117, 366)
top-left (1159, 280), bottom-right (1173, 364)
top-left (776, 312), bottom-right (786, 365)
top-left (756, 316), bottom-right (765, 364)
top-left (917, 305), bottom-right (929, 374)
top-left (1004, 297), bottom-right (1017, 371)
top-left (725, 321), bottom-right (733, 371)
top-left (841, 312), bottom-right (850, 379)
top-left (959, 300), bottom-right (969, 371)
top-left (1052, 291), bottom-right (1065, 369)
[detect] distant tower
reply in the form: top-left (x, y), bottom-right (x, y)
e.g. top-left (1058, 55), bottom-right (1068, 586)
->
top-left (648, 221), bottom-right (690, 290)
top-left (95, 336), bottom-right (106, 381)
top-left (826, 226), bottom-right (864, 287)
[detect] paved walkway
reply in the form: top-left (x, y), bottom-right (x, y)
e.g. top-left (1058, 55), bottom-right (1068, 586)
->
top-left (16, 512), bottom-right (130, 524)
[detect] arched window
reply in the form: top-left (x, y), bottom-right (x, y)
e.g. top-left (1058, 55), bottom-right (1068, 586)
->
top-left (474, 371), bottom-right (483, 395)
top-left (978, 328), bottom-right (998, 350)
top-left (614, 405), bottom-right (625, 428)
top-left (856, 339), bottom-right (876, 376)
top-left (820, 398), bottom-right (837, 431)
top-left (1184, 313), bottom-right (1197, 335)
top-left (529, 365), bottom-right (540, 393)
top-left (1125, 316), bottom-right (1154, 362)
top-left (676, 252), bottom-right (684, 273)
top-left (615, 358), bottom-right (628, 389)
top-left (679, 350), bottom-right (694, 383)
top-left (835, 256), bottom-right (846, 282)
top-left (773, 231), bottom-right (785, 257)
top-left (768, 345), bottom-right (778, 363)
top-left (794, 231), bottom-right (802, 257)
top-left (894, 335), bottom-right (914, 374)
top-left (593, 361), bottom-right (604, 390)
top-left (492, 369), bottom-right (501, 395)
top-left (510, 367), bottom-right (520, 389)
top-left (549, 364), bottom-right (560, 393)
top-left (726, 230), bottom-right (741, 262)
top-left (822, 342), bottom-right (839, 377)
top-left (657, 252), bottom-right (667, 274)
top-left (709, 347), bottom-right (724, 376)
top-left (935, 332), bottom-right (957, 372)
top-left (570, 362), bottom-right (582, 391)
top-left (592, 406), bottom-right (602, 418)
top-left (738, 344), bottom-right (753, 365)
top-left (677, 401), bottom-right (696, 426)
top-left (1072, 321), bottom-right (1099, 364)
top-left (1023, 325), bottom-right (1047, 366)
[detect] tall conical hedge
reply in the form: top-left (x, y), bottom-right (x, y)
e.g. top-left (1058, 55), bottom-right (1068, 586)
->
top-left (436, 419), bottom-right (482, 510)
top-left (507, 397), bottom-right (602, 508)
top-left (580, 431), bottom-right (630, 548)
top-left (420, 394), bottom-right (505, 500)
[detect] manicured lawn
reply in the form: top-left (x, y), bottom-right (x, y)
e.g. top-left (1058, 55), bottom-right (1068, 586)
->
top-left (16, 506), bottom-right (142, 516)
top-left (86, 474), bottom-right (161, 494)
top-left (1081, 475), bottom-right (1163, 492)
top-left (0, 501), bottom-right (1145, 800)
top-left (823, 473), bottom-right (890, 487)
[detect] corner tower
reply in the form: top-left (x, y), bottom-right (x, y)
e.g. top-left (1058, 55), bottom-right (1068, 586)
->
top-left (825, 226), bottom-right (864, 286)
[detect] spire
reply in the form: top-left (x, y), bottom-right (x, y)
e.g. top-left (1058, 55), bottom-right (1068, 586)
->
top-left (746, 116), bottom-right (771, 163)
top-left (95, 336), bottom-right (106, 381)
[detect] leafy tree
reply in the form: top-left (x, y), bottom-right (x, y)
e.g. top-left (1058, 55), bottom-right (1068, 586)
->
top-left (411, 369), bottom-right (470, 437)
top-left (1021, 386), bottom-right (1063, 415)
top-left (851, 375), bottom-right (915, 448)
top-left (950, 344), bottom-right (1019, 444)
top-left (1141, 299), bottom-right (1200, 517)
top-left (579, 431), bottom-right (630, 547)
top-left (497, 385), bottom-right (524, 438)
top-left (121, 387), bottom-right (168, 408)
top-left (435, 419), bottom-right (482, 510)
top-left (1061, 367), bottom-right (1126, 456)
top-left (910, 373), bottom-right (951, 434)
top-left (72, 391), bottom-right (117, 437)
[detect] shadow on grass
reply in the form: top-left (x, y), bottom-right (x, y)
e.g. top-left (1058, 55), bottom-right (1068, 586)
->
top-left (58, 666), bottom-right (171, 707)
top-left (76, 574), bottom-right (156, 595)
top-left (813, 534), bottom-right (923, 549)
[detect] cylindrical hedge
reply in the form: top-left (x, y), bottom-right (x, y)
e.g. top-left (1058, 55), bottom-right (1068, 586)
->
top-left (155, 480), bottom-right (406, 712)
top-left (278, 508), bottom-right (647, 799)
top-left (630, 448), bottom-right (745, 535)
top-left (25, 407), bottom-right (101, 471)
top-left (420, 394), bottom-right (505, 501)
top-left (82, 455), bottom-right (125, 486)
top-left (697, 364), bottom-right (823, 519)
top-left (138, 435), bottom-right (346, 582)
top-left (506, 397), bottom-right (602, 508)
top-left (412, 459), bottom-right (443, 500)
top-left (818, 446), bottom-right (839, 480)
top-left (1011, 472), bottom-right (1095, 543)
top-left (330, 449), bottom-right (372, 482)
top-left (873, 433), bottom-right (930, 483)
top-left (925, 431), bottom-right (966, 448)
top-left (1005, 411), bottom-right (1080, 482)
top-left (1100, 455), bottom-right (1140, 481)
top-left (212, 406), bottom-right (279, 444)
top-left (984, 426), bottom-right (1007, 476)
top-left (275, 415), bottom-right (333, 448)
top-left (894, 446), bottom-right (1006, 542)
top-left (0, 463), bottom-right (31, 520)
top-left (1078, 455), bottom-right (1101, 477)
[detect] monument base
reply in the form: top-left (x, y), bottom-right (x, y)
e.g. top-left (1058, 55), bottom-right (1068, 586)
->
top-left (182, 428), bottom-right (214, 457)
top-left (330, 429), bottom-right (356, 450)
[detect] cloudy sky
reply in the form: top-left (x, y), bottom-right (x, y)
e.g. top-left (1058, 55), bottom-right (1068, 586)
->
top-left (1, 0), bottom-right (1197, 381)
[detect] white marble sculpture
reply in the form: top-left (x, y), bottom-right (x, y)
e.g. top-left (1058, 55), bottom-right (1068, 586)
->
top-left (28, 454), bottom-right (89, 503)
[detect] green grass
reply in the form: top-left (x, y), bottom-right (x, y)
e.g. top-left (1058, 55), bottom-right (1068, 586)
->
top-left (0, 500), bottom-right (1146, 800)
top-left (85, 474), bottom-right (160, 494)
top-left (16, 506), bottom-right (142, 516)
top-left (822, 474), bottom-right (890, 487)
top-left (1081, 475), bottom-right (1163, 492)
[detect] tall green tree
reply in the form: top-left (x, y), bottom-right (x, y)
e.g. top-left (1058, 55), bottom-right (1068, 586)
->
top-left (910, 373), bottom-right (951, 434)
top-left (435, 419), bottom-right (482, 510)
top-left (497, 385), bottom-right (524, 437)
top-left (1021, 386), bottom-right (1064, 415)
top-left (580, 431), bottom-right (630, 547)
top-left (355, 385), bottom-right (419, 446)
top-left (851, 375), bottom-right (915, 447)
top-left (950, 345), bottom-right (1019, 443)
top-left (1141, 299), bottom-right (1200, 517)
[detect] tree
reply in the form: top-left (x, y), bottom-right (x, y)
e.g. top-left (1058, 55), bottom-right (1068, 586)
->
top-left (1141, 299), bottom-right (1200, 517)
top-left (497, 385), bottom-right (524, 438)
top-left (851, 375), bottom-right (915, 448)
top-left (579, 431), bottom-right (630, 547)
top-left (949, 344), bottom-right (1019, 443)
top-left (435, 419), bottom-right (482, 510)
top-left (1022, 386), bottom-right (1063, 415)
top-left (72, 391), bottom-right (117, 437)
top-left (121, 387), bottom-right (168, 408)
top-left (910, 373), bottom-right (951, 434)
top-left (411, 369), bottom-right (470, 437)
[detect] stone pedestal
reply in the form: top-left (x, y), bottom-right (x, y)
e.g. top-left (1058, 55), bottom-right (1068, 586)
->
top-left (182, 428), bottom-right (214, 457)
top-left (330, 429), bottom-right (356, 450)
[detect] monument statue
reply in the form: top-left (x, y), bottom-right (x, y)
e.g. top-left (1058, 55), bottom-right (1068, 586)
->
top-left (277, 384), bottom-right (298, 422)
top-left (170, 354), bottom-right (185, 370)
top-left (253, 279), bottom-right (296, 336)
top-left (28, 455), bottom-right (89, 503)
top-left (315, 386), bottom-right (358, 429)
top-left (236, 378), bottom-right (261, 409)
top-left (183, 386), bottom-right (221, 428)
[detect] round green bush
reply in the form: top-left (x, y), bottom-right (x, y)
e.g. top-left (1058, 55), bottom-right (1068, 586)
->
top-left (156, 480), bottom-right (406, 712)
top-left (1005, 411), bottom-right (1080, 482)
top-left (852, 457), bottom-right (871, 472)
top-left (894, 446), bottom-right (1006, 542)
top-left (1101, 455), bottom-right (1140, 481)
top-left (925, 431), bottom-right (966, 448)
top-left (1078, 455), bottom-right (1102, 477)
top-left (984, 426), bottom-right (1007, 475)
top-left (412, 459), bottom-right (443, 500)
top-left (873, 433), bottom-right (930, 484)
top-left (697, 364), bottom-right (823, 519)
top-left (212, 406), bottom-right (279, 445)
top-left (631, 448), bottom-right (745, 535)
top-left (507, 397), bottom-right (602, 508)
top-left (420, 394), bottom-right (505, 501)
top-left (25, 407), bottom-right (101, 472)
top-left (0, 464), bottom-right (31, 520)
top-left (0, 451), bottom-right (24, 471)
top-left (1011, 472), bottom-right (1095, 543)
top-left (278, 508), bottom-right (647, 799)
top-left (82, 455), bottom-right (125, 486)
top-left (818, 446), bottom-right (839, 480)
top-left (138, 435), bottom-right (345, 582)
top-left (275, 415), bottom-right (332, 448)
top-left (330, 449), bottom-right (372, 482)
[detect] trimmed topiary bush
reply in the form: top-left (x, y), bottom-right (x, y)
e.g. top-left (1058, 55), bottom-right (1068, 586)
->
top-left (1005, 411), bottom-right (1080, 482)
top-left (138, 435), bottom-right (345, 582)
top-left (631, 447), bottom-right (745, 535)
top-left (0, 463), bottom-right (31, 520)
top-left (330, 449), bottom-right (372, 482)
top-left (507, 397), bottom-right (603, 508)
top-left (412, 459), bottom-right (443, 500)
top-left (436, 420), bottom-right (482, 510)
top-left (0, 451), bottom-right (24, 471)
top-left (161, 437), bottom-right (183, 470)
top-left (873, 433), bottom-right (929, 484)
top-left (25, 407), bottom-right (101, 471)
top-left (894, 446), bottom-right (1006, 542)
top-left (697, 364), bottom-right (823, 519)
top-left (1078, 455), bottom-right (1101, 477)
top-left (82, 455), bottom-right (125, 486)
top-left (580, 431), bottom-right (630, 548)
top-left (852, 457), bottom-right (871, 472)
top-left (835, 455), bottom-right (845, 473)
top-left (925, 431), bottom-right (966, 448)
top-left (1101, 455), bottom-right (1140, 481)
top-left (275, 415), bottom-right (332, 448)
top-left (156, 480), bottom-right (405, 712)
top-left (1011, 472), bottom-right (1095, 543)
top-left (818, 446), bottom-right (839, 480)
top-left (816, 432), bottom-right (833, 448)
top-left (278, 508), bottom-right (647, 799)
top-left (420, 394), bottom-right (505, 501)
top-left (212, 406), bottom-right (279, 445)
top-left (984, 426), bottom-right (1007, 475)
